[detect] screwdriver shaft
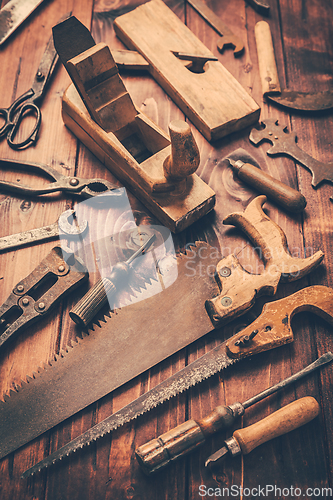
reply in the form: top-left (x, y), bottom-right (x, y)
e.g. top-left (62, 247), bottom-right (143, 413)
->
top-left (242, 352), bottom-right (333, 409)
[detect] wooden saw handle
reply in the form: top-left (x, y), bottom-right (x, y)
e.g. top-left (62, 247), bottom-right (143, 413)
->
top-left (233, 397), bottom-right (319, 455)
top-left (255, 21), bottom-right (281, 95)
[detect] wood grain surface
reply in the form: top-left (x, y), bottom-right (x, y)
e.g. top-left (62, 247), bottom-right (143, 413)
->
top-left (0, 0), bottom-right (332, 499)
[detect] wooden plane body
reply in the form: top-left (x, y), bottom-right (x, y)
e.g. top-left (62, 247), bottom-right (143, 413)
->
top-left (114, 0), bottom-right (260, 142)
top-left (61, 41), bottom-right (215, 233)
top-left (62, 84), bottom-right (215, 233)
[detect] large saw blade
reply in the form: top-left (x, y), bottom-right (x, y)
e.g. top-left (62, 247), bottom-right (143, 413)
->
top-left (0, 242), bottom-right (219, 460)
top-left (22, 337), bottom-right (237, 476)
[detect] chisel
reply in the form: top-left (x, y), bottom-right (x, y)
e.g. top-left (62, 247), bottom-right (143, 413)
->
top-left (205, 397), bottom-right (319, 467)
top-left (135, 353), bottom-right (331, 474)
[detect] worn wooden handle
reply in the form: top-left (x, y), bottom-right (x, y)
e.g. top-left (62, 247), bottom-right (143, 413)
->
top-left (233, 160), bottom-right (306, 213)
top-left (69, 277), bottom-right (115, 327)
top-left (163, 120), bottom-right (200, 182)
top-left (255, 20), bottom-right (281, 95)
top-left (233, 397), bottom-right (319, 455)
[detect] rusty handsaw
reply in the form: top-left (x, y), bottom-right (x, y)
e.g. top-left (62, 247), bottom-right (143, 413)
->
top-left (22, 286), bottom-right (333, 476)
top-left (0, 197), bottom-right (324, 461)
top-left (255, 21), bottom-right (333, 112)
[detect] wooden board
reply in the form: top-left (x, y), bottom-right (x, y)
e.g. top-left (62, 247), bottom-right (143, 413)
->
top-left (113, 0), bottom-right (261, 142)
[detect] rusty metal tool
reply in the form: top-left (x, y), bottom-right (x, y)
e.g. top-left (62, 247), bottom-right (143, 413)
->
top-left (0, 14), bottom-right (71, 150)
top-left (226, 149), bottom-right (306, 213)
top-left (0, 204), bottom-right (325, 462)
top-left (135, 355), bottom-right (331, 474)
top-left (204, 397), bottom-right (319, 468)
top-left (172, 51), bottom-right (218, 73)
top-left (245, 0), bottom-right (270, 15)
top-left (255, 21), bottom-right (333, 112)
top-left (0, 159), bottom-right (120, 199)
top-left (0, 0), bottom-right (45, 46)
top-left (0, 246), bottom-right (88, 349)
top-left (249, 119), bottom-right (333, 191)
top-left (19, 285), bottom-right (333, 476)
top-left (69, 233), bottom-right (156, 327)
top-left (0, 209), bottom-right (88, 254)
top-left (187, 0), bottom-right (244, 57)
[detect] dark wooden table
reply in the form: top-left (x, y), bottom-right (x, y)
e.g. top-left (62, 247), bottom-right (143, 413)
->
top-left (0, 0), bottom-right (332, 499)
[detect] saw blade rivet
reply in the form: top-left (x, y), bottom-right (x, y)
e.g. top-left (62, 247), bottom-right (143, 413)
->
top-left (69, 178), bottom-right (79, 186)
top-left (221, 296), bottom-right (232, 307)
top-left (16, 285), bottom-right (24, 293)
top-left (58, 264), bottom-right (66, 273)
top-left (38, 302), bottom-right (46, 310)
top-left (22, 298), bottom-right (30, 306)
top-left (219, 267), bottom-right (231, 277)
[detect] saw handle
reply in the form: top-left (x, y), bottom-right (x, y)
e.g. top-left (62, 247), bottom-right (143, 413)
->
top-left (255, 20), bottom-right (281, 96)
top-left (231, 160), bottom-right (306, 213)
top-left (233, 396), bottom-right (319, 455)
top-left (135, 402), bottom-right (244, 475)
top-left (69, 262), bottom-right (129, 327)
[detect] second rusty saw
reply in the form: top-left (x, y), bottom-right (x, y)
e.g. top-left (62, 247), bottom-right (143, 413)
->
top-left (0, 197), bottom-right (324, 460)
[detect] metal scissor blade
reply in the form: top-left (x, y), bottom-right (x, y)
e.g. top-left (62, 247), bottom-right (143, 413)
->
top-left (0, 0), bottom-right (45, 46)
top-left (31, 13), bottom-right (72, 100)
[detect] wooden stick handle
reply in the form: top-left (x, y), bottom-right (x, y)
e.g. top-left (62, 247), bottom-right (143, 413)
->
top-left (255, 20), bottom-right (281, 95)
top-left (232, 160), bottom-right (306, 213)
top-left (163, 120), bottom-right (200, 182)
top-left (233, 397), bottom-right (319, 455)
top-left (69, 277), bottom-right (115, 327)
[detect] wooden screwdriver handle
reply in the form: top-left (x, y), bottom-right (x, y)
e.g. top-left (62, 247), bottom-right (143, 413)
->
top-left (233, 397), bottom-right (319, 455)
top-left (232, 160), bottom-right (306, 213)
top-left (69, 277), bottom-right (115, 327)
top-left (255, 20), bottom-right (281, 95)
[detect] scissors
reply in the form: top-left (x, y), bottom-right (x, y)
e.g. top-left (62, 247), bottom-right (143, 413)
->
top-left (0, 14), bottom-right (69, 150)
top-left (0, 158), bottom-right (124, 200)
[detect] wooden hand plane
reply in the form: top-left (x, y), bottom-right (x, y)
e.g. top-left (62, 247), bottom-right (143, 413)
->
top-left (53, 16), bottom-right (215, 233)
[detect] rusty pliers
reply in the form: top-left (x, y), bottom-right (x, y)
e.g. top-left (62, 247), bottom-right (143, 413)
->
top-left (0, 159), bottom-right (122, 199)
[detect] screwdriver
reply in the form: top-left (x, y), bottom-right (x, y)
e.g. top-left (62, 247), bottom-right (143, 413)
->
top-left (205, 396), bottom-right (319, 467)
top-left (70, 233), bottom-right (156, 327)
top-left (227, 157), bottom-right (307, 213)
top-left (135, 352), bottom-right (332, 474)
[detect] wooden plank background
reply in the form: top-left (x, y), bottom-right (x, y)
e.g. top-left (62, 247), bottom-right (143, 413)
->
top-left (0, 0), bottom-right (332, 499)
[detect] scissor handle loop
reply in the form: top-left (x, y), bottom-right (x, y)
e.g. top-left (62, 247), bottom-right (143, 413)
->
top-left (7, 100), bottom-right (41, 150)
top-left (0, 89), bottom-right (35, 137)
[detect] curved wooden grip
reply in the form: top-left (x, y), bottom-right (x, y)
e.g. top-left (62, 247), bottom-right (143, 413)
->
top-left (234, 161), bottom-right (306, 213)
top-left (255, 20), bottom-right (281, 96)
top-left (233, 397), bottom-right (319, 455)
top-left (226, 285), bottom-right (333, 359)
top-left (69, 277), bottom-right (115, 327)
top-left (223, 196), bottom-right (324, 282)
